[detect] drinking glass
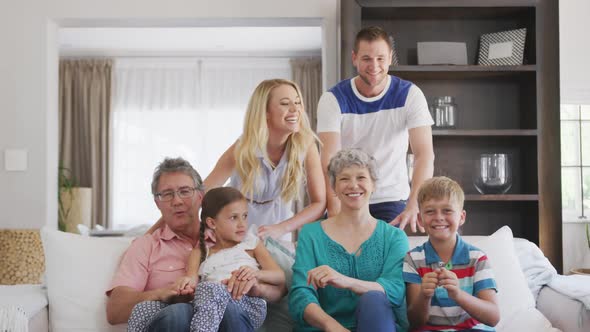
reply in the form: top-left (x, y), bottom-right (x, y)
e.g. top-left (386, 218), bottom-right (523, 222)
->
top-left (473, 153), bottom-right (512, 194)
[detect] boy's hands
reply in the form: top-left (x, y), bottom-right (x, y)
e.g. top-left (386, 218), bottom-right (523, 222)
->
top-left (420, 271), bottom-right (439, 299)
top-left (438, 268), bottom-right (460, 299)
top-left (421, 268), bottom-right (461, 300)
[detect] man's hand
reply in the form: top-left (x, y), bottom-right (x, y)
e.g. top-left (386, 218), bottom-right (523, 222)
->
top-left (157, 282), bottom-right (194, 303)
top-left (257, 223), bottom-right (288, 240)
top-left (421, 271), bottom-right (438, 299)
top-left (307, 265), bottom-right (350, 290)
top-left (172, 276), bottom-right (196, 295)
top-left (390, 203), bottom-right (424, 233)
top-left (438, 268), bottom-right (460, 300)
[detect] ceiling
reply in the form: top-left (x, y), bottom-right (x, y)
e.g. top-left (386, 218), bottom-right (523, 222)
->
top-left (59, 26), bottom-right (322, 57)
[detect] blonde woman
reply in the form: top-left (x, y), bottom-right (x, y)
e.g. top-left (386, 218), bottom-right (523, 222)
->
top-left (204, 79), bottom-right (325, 241)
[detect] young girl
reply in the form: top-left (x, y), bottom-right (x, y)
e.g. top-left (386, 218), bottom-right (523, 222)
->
top-left (128, 187), bottom-right (285, 332)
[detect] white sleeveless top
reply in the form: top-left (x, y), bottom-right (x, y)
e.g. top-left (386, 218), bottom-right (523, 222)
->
top-left (198, 232), bottom-right (260, 283)
top-left (229, 148), bottom-right (303, 242)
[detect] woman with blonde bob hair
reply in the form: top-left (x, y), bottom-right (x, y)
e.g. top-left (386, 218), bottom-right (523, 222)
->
top-left (204, 78), bottom-right (326, 241)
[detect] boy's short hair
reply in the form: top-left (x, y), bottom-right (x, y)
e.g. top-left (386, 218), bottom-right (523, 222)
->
top-left (417, 176), bottom-right (465, 210)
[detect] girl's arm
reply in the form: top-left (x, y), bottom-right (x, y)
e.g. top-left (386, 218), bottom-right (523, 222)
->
top-left (185, 247), bottom-right (202, 280)
top-left (253, 241), bottom-right (285, 286)
top-left (203, 141), bottom-right (237, 190)
top-left (262, 144), bottom-right (326, 237)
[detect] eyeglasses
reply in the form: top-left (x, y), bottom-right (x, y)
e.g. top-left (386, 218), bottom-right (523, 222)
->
top-left (155, 187), bottom-right (198, 202)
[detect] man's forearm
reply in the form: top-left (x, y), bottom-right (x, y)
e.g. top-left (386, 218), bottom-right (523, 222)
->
top-left (408, 153), bottom-right (434, 205)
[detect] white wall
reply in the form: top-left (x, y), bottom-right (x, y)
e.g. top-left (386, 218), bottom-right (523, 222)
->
top-left (560, 0), bottom-right (590, 273)
top-left (0, 0), bottom-right (339, 229)
top-left (560, 0), bottom-right (590, 104)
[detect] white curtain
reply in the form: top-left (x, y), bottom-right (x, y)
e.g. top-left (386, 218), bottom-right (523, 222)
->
top-left (111, 58), bottom-right (291, 229)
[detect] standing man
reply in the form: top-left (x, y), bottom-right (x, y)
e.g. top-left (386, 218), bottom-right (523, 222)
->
top-left (106, 157), bottom-right (204, 330)
top-left (317, 26), bottom-right (434, 233)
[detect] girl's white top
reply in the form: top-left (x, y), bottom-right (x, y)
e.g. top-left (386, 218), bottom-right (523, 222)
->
top-left (198, 232), bottom-right (260, 283)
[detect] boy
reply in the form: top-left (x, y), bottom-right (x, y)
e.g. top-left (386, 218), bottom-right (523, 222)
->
top-left (403, 176), bottom-right (500, 331)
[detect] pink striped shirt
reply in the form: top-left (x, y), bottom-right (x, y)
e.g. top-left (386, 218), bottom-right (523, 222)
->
top-left (106, 224), bottom-right (198, 295)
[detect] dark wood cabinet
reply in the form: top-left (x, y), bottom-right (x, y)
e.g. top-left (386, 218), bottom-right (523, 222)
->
top-left (341, 0), bottom-right (562, 270)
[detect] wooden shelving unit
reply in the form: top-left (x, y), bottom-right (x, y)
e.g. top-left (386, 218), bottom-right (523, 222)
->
top-left (433, 129), bottom-right (538, 136)
top-left (341, 0), bottom-right (562, 270)
top-left (465, 194), bottom-right (539, 201)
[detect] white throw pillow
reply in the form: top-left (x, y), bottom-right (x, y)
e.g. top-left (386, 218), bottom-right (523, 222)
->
top-left (497, 307), bottom-right (560, 332)
top-left (468, 226), bottom-right (537, 330)
top-left (41, 227), bottom-right (132, 332)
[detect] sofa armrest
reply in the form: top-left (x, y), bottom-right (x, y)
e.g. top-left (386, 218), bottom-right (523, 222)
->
top-left (537, 286), bottom-right (590, 332)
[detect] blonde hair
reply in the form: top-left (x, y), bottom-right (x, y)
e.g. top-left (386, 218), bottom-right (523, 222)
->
top-left (234, 79), bottom-right (318, 202)
top-left (417, 176), bottom-right (465, 210)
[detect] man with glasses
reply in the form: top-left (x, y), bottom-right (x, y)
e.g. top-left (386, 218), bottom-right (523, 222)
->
top-left (106, 157), bottom-right (203, 331)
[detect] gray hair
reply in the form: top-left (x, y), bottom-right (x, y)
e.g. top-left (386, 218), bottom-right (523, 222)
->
top-left (151, 157), bottom-right (204, 195)
top-left (327, 148), bottom-right (378, 188)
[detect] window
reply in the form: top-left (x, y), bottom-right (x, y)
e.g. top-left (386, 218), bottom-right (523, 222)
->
top-left (561, 104), bottom-right (590, 222)
top-left (110, 58), bottom-right (291, 229)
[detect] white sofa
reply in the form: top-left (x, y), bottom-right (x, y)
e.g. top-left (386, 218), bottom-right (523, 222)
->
top-left (4, 226), bottom-right (589, 332)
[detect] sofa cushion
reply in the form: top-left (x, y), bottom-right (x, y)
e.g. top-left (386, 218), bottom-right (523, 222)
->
top-left (41, 228), bottom-right (297, 332)
top-left (471, 226), bottom-right (537, 329)
top-left (497, 307), bottom-right (560, 332)
top-left (41, 227), bottom-right (131, 331)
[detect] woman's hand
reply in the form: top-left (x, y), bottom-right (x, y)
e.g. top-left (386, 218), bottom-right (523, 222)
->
top-left (233, 265), bottom-right (259, 281)
top-left (257, 223), bottom-right (288, 240)
top-left (222, 272), bottom-right (258, 301)
top-left (307, 265), bottom-right (351, 290)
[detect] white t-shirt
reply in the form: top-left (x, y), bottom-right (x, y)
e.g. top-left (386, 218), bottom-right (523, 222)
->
top-left (317, 75), bottom-right (433, 203)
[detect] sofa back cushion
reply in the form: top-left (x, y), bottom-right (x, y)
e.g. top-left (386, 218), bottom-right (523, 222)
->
top-left (41, 225), bottom-right (555, 332)
top-left (41, 227), bottom-right (132, 331)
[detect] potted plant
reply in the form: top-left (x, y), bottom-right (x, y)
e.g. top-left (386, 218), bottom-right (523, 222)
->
top-left (58, 166), bottom-right (92, 233)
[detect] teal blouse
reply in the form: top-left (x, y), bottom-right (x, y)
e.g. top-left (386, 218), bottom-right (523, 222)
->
top-left (289, 220), bottom-right (410, 332)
